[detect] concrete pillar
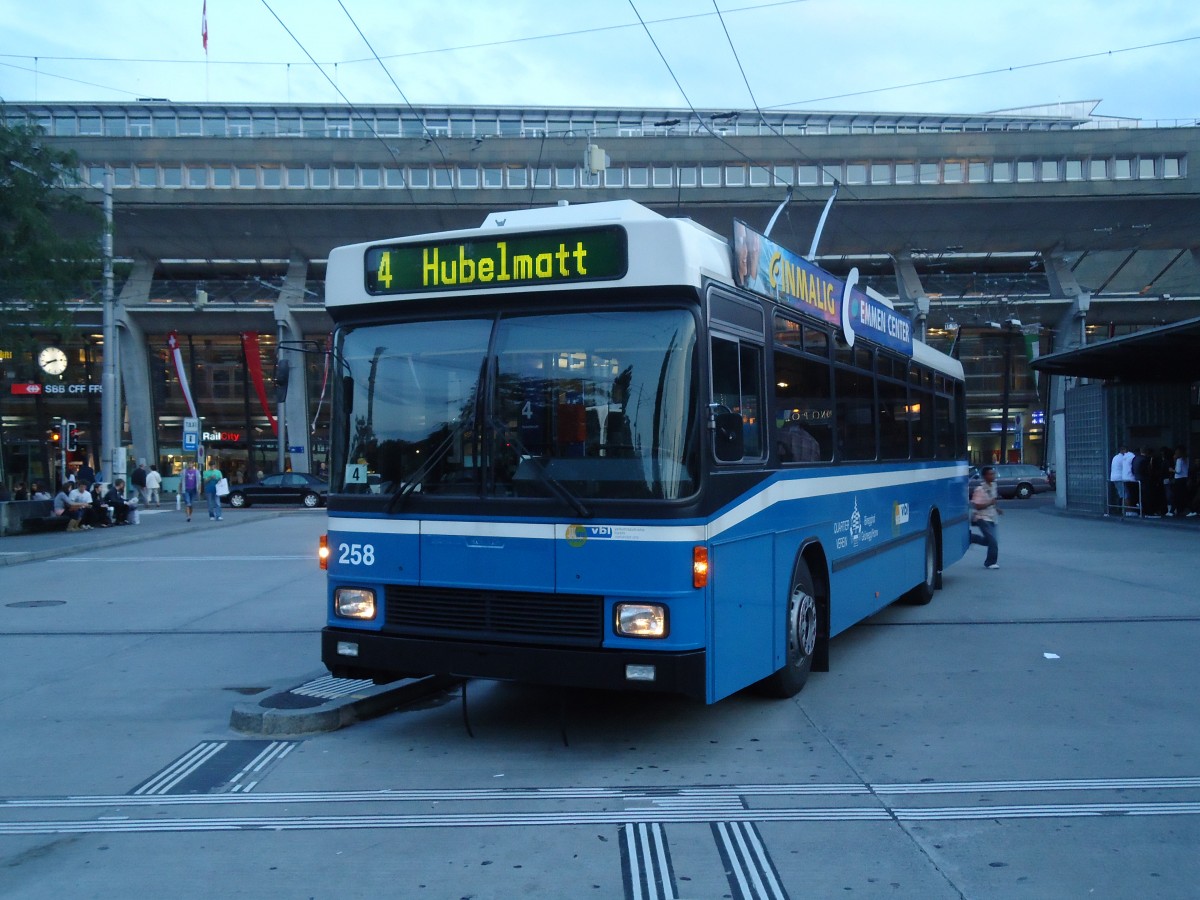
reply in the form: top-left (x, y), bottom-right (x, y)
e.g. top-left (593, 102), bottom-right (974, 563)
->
top-left (274, 255), bottom-right (312, 469)
top-left (1043, 252), bottom-right (1092, 508)
top-left (116, 256), bottom-right (156, 479)
top-left (892, 252), bottom-right (930, 340)
top-left (1045, 254), bottom-right (1090, 352)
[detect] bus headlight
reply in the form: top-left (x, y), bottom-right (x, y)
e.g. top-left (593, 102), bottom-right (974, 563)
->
top-left (614, 603), bottom-right (667, 638)
top-left (334, 587), bottom-right (376, 620)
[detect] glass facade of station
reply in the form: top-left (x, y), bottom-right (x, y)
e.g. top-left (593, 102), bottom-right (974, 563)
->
top-left (3, 100), bottom-right (1198, 494)
top-left (1, 330), bottom-right (331, 493)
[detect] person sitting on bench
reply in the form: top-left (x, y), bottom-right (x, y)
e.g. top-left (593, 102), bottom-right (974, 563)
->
top-left (53, 482), bottom-right (88, 530)
top-left (83, 483), bottom-right (112, 528)
top-left (104, 479), bottom-right (133, 525)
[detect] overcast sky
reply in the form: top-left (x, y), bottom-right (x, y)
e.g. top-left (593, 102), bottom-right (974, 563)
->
top-left (2, 0), bottom-right (1197, 121)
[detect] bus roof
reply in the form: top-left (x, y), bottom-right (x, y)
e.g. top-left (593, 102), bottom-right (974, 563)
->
top-left (325, 199), bottom-right (734, 308)
top-left (325, 199), bottom-right (963, 381)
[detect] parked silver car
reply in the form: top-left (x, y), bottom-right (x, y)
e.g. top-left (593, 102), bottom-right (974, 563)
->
top-left (968, 464), bottom-right (1052, 500)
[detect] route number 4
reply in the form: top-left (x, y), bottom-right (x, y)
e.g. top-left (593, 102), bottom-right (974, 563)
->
top-left (337, 543), bottom-right (375, 566)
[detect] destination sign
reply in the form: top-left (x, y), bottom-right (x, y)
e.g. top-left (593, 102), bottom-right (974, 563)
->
top-left (365, 226), bottom-right (628, 295)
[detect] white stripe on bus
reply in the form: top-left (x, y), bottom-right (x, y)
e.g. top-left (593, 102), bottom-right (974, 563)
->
top-left (326, 463), bottom-right (968, 544)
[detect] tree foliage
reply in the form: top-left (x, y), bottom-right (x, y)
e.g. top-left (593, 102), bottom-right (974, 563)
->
top-left (0, 118), bottom-right (102, 350)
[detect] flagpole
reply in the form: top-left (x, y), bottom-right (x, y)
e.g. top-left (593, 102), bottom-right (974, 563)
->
top-left (202, 0), bottom-right (209, 101)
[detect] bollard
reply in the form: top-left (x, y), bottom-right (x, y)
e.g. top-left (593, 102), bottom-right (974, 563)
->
top-left (176, 492), bottom-right (181, 511)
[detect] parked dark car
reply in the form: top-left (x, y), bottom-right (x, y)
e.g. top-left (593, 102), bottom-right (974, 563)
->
top-left (223, 472), bottom-right (328, 508)
top-left (968, 464), bottom-right (1053, 500)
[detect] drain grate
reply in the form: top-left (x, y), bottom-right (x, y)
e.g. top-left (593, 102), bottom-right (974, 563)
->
top-left (289, 675), bottom-right (375, 700)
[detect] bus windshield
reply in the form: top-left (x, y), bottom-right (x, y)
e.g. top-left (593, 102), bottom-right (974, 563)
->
top-left (336, 307), bottom-right (699, 502)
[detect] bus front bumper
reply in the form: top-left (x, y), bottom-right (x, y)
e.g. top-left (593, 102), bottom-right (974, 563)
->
top-left (322, 627), bottom-right (708, 701)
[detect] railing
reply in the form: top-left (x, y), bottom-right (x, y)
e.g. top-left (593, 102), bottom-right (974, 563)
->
top-left (15, 104), bottom-right (1200, 142)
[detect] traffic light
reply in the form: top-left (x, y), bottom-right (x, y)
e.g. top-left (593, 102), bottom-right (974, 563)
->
top-left (274, 357), bottom-right (290, 403)
top-left (49, 428), bottom-right (62, 444)
top-left (66, 422), bottom-right (78, 451)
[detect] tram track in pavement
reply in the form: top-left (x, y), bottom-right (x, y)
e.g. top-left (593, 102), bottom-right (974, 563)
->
top-left (4, 775), bottom-right (1200, 834)
top-left (5, 771), bottom-right (1198, 900)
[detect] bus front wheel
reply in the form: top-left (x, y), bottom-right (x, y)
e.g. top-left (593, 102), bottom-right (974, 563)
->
top-left (757, 558), bottom-right (818, 698)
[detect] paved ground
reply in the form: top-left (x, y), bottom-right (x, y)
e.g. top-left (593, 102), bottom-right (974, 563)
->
top-left (1, 496), bottom-right (1198, 899)
top-left (0, 499), bottom-right (295, 566)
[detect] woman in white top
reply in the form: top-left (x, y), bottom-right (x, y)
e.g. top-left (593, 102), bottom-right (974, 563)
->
top-left (1172, 448), bottom-right (1191, 516)
top-left (145, 465), bottom-right (163, 506)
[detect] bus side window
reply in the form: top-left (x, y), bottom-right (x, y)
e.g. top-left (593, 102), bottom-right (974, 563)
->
top-left (773, 349), bottom-right (832, 462)
top-left (711, 336), bottom-right (764, 462)
top-left (835, 363), bottom-right (876, 461)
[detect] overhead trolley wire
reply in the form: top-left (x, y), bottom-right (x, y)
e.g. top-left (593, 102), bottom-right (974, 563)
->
top-left (334, 0), bottom-right (462, 212)
top-left (0, 2), bottom-right (808, 69)
top-left (707, 0), bottom-right (884, 257)
top-left (258, 0), bottom-right (420, 208)
top-left (0, 59), bottom-right (141, 98)
top-left (631, 0), bottom-right (883, 262)
top-left (626, 0), bottom-right (789, 187)
top-left (767, 34), bottom-right (1200, 110)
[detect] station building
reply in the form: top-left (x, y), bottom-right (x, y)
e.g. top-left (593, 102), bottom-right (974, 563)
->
top-left (2, 99), bottom-right (1198, 492)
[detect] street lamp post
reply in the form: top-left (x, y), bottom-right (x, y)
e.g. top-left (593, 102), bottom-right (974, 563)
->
top-left (99, 166), bottom-right (123, 487)
top-left (998, 319), bottom-right (1021, 465)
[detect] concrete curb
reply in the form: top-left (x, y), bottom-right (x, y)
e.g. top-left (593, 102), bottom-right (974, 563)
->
top-left (1038, 504), bottom-right (1200, 530)
top-left (0, 508), bottom-right (296, 566)
top-left (229, 673), bottom-right (461, 736)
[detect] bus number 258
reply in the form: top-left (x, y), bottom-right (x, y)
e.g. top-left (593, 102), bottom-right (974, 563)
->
top-left (337, 543), bottom-right (375, 566)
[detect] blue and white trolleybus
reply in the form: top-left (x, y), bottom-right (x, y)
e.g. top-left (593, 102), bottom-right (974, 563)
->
top-left (320, 200), bottom-right (968, 703)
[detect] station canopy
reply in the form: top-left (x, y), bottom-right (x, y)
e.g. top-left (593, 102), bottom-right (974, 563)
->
top-left (1032, 315), bottom-right (1200, 382)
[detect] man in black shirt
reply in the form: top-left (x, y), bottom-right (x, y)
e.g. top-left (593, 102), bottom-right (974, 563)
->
top-left (104, 479), bottom-right (133, 525)
top-left (130, 463), bottom-right (148, 505)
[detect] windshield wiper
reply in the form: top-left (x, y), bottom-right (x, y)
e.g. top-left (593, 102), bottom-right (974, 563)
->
top-left (490, 416), bottom-right (591, 519)
top-left (385, 419), bottom-right (471, 513)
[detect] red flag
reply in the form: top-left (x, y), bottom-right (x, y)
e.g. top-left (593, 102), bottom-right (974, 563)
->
top-left (240, 332), bottom-right (278, 435)
top-left (167, 331), bottom-right (198, 418)
top-left (202, 0), bottom-right (208, 53)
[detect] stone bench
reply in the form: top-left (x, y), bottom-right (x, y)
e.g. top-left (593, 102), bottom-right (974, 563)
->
top-left (0, 499), bottom-right (61, 536)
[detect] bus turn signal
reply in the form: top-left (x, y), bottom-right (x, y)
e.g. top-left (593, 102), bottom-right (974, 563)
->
top-left (319, 534), bottom-right (329, 570)
top-left (693, 546), bottom-right (709, 588)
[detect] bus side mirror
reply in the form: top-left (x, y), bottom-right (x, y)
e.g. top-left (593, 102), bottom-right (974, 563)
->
top-left (713, 411), bottom-right (744, 462)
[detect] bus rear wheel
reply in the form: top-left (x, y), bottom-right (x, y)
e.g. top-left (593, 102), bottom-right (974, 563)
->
top-left (902, 521), bottom-right (937, 605)
top-left (757, 558), bottom-right (818, 698)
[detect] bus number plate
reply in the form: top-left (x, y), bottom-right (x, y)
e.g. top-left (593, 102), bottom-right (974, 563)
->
top-left (337, 543), bottom-right (375, 566)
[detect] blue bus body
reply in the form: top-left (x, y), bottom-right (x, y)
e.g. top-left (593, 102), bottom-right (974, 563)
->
top-left (320, 201), bottom-right (968, 704)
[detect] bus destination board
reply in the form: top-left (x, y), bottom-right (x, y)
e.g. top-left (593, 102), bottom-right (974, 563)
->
top-left (365, 226), bottom-right (629, 295)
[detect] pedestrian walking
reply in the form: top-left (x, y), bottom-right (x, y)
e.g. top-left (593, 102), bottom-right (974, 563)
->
top-left (130, 462), bottom-right (149, 505)
top-left (146, 465), bottom-right (163, 506)
top-left (969, 465), bottom-right (1003, 569)
top-left (203, 459), bottom-right (224, 521)
top-left (181, 461), bottom-right (200, 522)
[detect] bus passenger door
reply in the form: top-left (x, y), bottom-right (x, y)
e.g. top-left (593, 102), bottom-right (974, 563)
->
top-left (708, 319), bottom-right (774, 699)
